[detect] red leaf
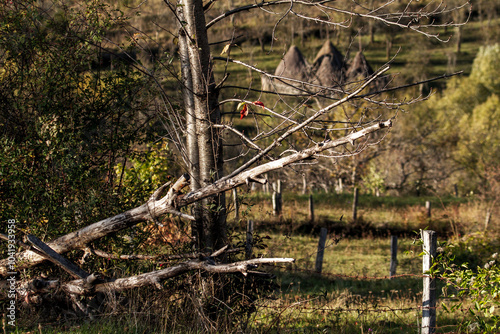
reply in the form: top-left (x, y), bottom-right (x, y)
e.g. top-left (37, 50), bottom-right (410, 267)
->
top-left (240, 104), bottom-right (248, 119)
top-left (253, 100), bottom-right (265, 109)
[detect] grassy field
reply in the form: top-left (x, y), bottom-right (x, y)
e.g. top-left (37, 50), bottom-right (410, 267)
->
top-left (32, 191), bottom-right (484, 334)
top-left (14, 231), bottom-right (473, 333)
top-left (224, 191), bottom-right (495, 333)
top-left (229, 190), bottom-right (490, 238)
top-left (245, 235), bottom-right (446, 333)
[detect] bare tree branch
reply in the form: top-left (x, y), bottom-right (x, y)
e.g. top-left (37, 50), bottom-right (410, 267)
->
top-left (180, 119), bottom-right (392, 205)
top-left (18, 257), bottom-right (294, 296)
top-left (220, 66), bottom-right (390, 181)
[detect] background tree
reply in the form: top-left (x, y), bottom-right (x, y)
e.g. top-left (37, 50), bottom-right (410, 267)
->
top-left (375, 43), bottom-right (500, 195)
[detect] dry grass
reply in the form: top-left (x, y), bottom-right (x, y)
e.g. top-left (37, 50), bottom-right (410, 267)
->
top-left (231, 191), bottom-right (498, 237)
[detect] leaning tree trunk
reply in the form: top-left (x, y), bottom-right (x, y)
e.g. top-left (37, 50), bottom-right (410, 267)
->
top-left (177, 0), bottom-right (226, 251)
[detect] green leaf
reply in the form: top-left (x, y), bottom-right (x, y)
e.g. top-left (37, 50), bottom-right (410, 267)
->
top-left (441, 302), bottom-right (449, 312)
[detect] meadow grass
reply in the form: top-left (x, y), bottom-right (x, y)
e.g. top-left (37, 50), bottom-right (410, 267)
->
top-left (14, 191), bottom-right (493, 334)
top-left (224, 191), bottom-right (495, 333)
top-left (231, 190), bottom-right (488, 238)
top-left (241, 233), bottom-right (474, 333)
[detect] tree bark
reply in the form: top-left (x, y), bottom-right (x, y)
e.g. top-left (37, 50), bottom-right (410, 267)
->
top-left (18, 257), bottom-right (294, 296)
top-left (177, 2), bottom-right (203, 247)
top-left (178, 0), bottom-right (226, 251)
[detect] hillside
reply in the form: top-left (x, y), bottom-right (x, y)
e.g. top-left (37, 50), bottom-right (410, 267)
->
top-left (103, 0), bottom-right (499, 92)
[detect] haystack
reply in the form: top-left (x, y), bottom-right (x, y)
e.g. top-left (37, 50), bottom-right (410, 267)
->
top-left (346, 51), bottom-right (388, 91)
top-left (313, 40), bottom-right (345, 69)
top-left (261, 45), bottom-right (312, 93)
top-left (311, 41), bottom-right (346, 88)
top-left (275, 45), bottom-right (309, 81)
top-left (346, 51), bottom-right (374, 80)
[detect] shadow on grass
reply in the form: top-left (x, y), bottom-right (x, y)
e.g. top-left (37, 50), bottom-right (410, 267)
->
top-left (274, 269), bottom-right (423, 299)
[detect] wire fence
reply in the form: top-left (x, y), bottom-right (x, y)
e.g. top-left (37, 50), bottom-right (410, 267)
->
top-left (236, 229), bottom-right (478, 334)
top-left (247, 264), bottom-right (472, 333)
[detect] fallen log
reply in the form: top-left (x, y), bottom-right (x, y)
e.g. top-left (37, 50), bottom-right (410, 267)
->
top-left (16, 257), bottom-right (294, 296)
top-left (0, 174), bottom-right (191, 276)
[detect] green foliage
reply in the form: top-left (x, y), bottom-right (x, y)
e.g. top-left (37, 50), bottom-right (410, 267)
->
top-left (361, 165), bottom-right (385, 196)
top-left (437, 233), bottom-right (500, 333)
top-left (390, 43), bottom-right (500, 193)
top-left (440, 44), bottom-right (500, 181)
top-left (115, 140), bottom-right (176, 206)
top-left (455, 93), bottom-right (500, 178)
top-left (471, 44), bottom-right (500, 93)
top-left (0, 0), bottom-right (155, 237)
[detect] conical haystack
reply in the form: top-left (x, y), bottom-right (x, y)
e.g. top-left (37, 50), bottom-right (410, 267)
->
top-left (311, 40), bottom-right (346, 88)
top-left (346, 51), bottom-right (374, 80)
top-left (313, 55), bottom-right (343, 87)
top-left (275, 45), bottom-right (309, 81)
top-left (346, 51), bottom-right (388, 91)
top-left (262, 45), bottom-right (311, 93)
top-left (313, 40), bottom-right (345, 70)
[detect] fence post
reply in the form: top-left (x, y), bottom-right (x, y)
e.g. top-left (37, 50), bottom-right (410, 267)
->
top-left (422, 230), bottom-right (437, 334)
top-left (390, 235), bottom-right (398, 278)
top-left (315, 227), bottom-right (328, 273)
top-left (246, 220), bottom-right (254, 259)
top-left (352, 188), bottom-right (359, 222)
top-left (273, 180), bottom-right (283, 216)
top-left (425, 201), bottom-right (432, 218)
top-left (233, 188), bottom-right (239, 221)
top-left (484, 209), bottom-right (492, 231)
top-left (309, 194), bottom-right (315, 222)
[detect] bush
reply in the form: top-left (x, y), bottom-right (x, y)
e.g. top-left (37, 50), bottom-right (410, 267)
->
top-left (437, 233), bottom-right (500, 333)
top-left (0, 0), bottom-right (157, 238)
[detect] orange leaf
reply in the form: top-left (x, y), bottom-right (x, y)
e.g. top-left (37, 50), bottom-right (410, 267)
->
top-left (253, 101), bottom-right (265, 109)
top-left (240, 104), bottom-right (248, 119)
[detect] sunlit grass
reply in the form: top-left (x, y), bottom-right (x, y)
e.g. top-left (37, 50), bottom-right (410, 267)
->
top-left (244, 232), bottom-right (474, 333)
top-left (229, 190), bottom-right (487, 237)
